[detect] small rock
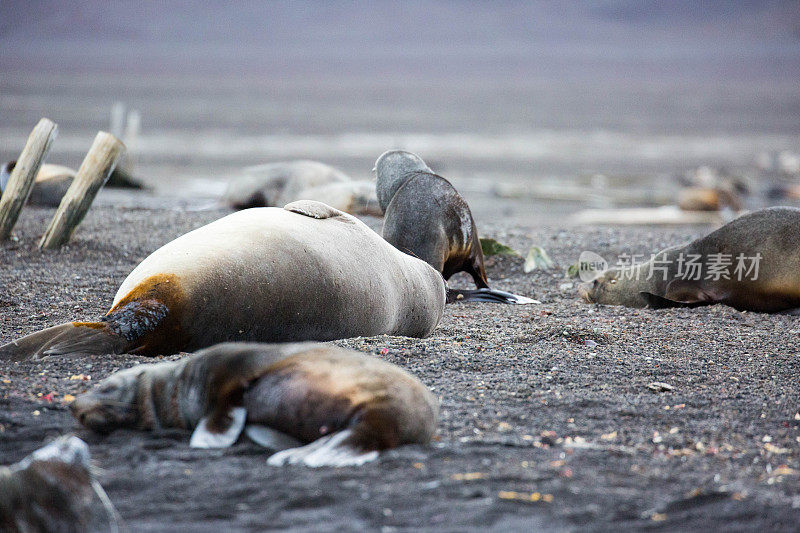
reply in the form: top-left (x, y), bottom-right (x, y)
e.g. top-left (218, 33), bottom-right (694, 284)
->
top-left (647, 382), bottom-right (674, 393)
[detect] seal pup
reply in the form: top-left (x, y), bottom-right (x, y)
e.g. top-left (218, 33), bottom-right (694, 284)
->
top-left (375, 150), bottom-right (535, 304)
top-left (0, 436), bottom-right (120, 532)
top-left (70, 342), bottom-right (439, 467)
top-left (0, 201), bottom-right (446, 361)
top-left (578, 207), bottom-right (800, 312)
top-left (224, 160), bottom-right (351, 209)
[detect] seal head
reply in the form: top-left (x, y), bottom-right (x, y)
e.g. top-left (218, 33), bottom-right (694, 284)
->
top-left (374, 150), bottom-right (432, 212)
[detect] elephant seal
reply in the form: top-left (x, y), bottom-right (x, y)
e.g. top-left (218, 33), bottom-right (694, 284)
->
top-left (70, 342), bottom-right (439, 467)
top-left (0, 436), bottom-right (120, 532)
top-left (224, 160), bottom-right (351, 209)
top-left (578, 207), bottom-right (800, 312)
top-left (375, 150), bottom-right (534, 304)
top-left (0, 201), bottom-right (446, 361)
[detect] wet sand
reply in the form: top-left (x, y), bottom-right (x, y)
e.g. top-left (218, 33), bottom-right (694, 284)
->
top-left (1, 198), bottom-right (798, 531)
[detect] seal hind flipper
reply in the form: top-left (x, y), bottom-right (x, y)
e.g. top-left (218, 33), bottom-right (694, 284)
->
top-left (189, 407), bottom-right (247, 448)
top-left (284, 200), bottom-right (346, 219)
top-left (0, 322), bottom-right (129, 361)
top-left (447, 288), bottom-right (539, 305)
top-left (244, 424), bottom-right (302, 451)
top-left (266, 429), bottom-right (379, 467)
top-left (0, 298), bottom-right (171, 361)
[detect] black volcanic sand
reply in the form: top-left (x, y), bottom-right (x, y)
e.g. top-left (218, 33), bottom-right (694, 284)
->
top-left (1, 201), bottom-right (798, 532)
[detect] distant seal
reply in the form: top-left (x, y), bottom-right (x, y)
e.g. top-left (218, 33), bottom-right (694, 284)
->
top-left (578, 207), bottom-right (800, 312)
top-left (375, 150), bottom-right (534, 304)
top-left (70, 342), bottom-right (439, 467)
top-left (224, 160), bottom-right (350, 208)
top-left (0, 161), bottom-right (144, 207)
top-left (1, 161), bottom-right (74, 207)
top-left (0, 201), bottom-right (445, 361)
top-left (677, 187), bottom-right (743, 212)
top-left (0, 436), bottom-right (120, 532)
top-left (296, 180), bottom-right (382, 216)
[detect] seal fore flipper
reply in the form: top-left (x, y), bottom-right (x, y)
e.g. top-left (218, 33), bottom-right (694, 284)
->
top-left (266, 429), bottom-right (379, 467)
top-left (447, 288), bottom-right (540, 305)
top-left (190, 407), bottom-right (247, 448)
top-left (244, 425), bottom-right (302, 451)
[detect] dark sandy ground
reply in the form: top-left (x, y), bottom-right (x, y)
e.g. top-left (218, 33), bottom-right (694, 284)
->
top-left (1, 198), bottom-right (799, 532)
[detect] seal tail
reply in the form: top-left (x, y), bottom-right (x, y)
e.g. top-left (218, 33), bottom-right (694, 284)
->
top-left (0, 322), bottom-right (130, 362)
top-left (447, 288), bottom-right (539, 305)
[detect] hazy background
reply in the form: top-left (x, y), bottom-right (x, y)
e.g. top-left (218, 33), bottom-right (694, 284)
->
top-left (1, 1), bottom-right (799, 223)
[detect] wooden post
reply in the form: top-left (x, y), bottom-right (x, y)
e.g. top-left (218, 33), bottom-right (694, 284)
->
top-left (0, 118), bottom-right (58, 240)
top-left (39, 132), bottom-right (125, 250)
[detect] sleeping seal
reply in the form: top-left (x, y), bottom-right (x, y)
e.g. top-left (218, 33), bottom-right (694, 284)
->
top-left (0, 436), bottom-right (120, 532)
top-left (70, 342), bottom-right (438, 467)
top-left (295, 180), bottom-right (382, 216)
top-left (578, 207), bottom-right (800, 312)
top-left (1, 161), bottom-right (74, 207)
top-left (225, 160), bottom-right (349, 206)
top-left (0, 201), bottom-right (445, 361)
top-left (0, 161), bottom-right (144, 207)
top-left (375, 150), bottom-right (534, 304)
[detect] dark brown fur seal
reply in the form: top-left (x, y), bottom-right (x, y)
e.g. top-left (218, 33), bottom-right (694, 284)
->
top-left (0, 436), bottom-right (120, 532)
top-left (0, 201), bottom-right (445, 361)
top-left (70, 342), bottom-right (439, 467)
top-left (579, 207), bottom-right (800, 312)
top-left (375, 150), bottom-right (534, 304)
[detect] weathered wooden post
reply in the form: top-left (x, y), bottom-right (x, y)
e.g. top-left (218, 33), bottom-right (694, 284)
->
top-left (0, 118), bottom-right (58, 240)
top-left (39, 132), bottom-right (125, 250)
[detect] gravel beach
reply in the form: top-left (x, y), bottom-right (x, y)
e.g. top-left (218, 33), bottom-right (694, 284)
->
top-left (1, 198), bottom-right (798, 531)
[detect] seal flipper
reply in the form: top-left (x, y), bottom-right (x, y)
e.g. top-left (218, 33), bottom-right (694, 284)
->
top-left (447, 288), bottom-right (539, 305)
top-left (244, 424), bottom-right (302, 451)
top-left (662, 278), bottom-right (728, 304)
top-left (190, 407), bottom-right (247, 448)
top-left (266, 430), bottom-right (379, 467)
top-left (0, 322), bottom-right (129, 361)
top-left (0, 298), bottom-right (171, 361)
top-left (284, 200), bottom-right (346, 219)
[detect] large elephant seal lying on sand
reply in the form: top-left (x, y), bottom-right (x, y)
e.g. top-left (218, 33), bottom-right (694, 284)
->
top-left (375, 150), bottom-right (534, 304)
top-left (579, 207), bottom-right (800, 312)
top-left (0, 201), bottom-right (445, 361)
top-left (70, 342), bottom-right (439, 467)
top-left (0, 436), bottom-right (120, 532)
top-left (224, 160), bottom-right (380, 215)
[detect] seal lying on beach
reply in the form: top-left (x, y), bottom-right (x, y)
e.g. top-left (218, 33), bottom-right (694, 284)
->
top-left (70, 342), bottom-right (439, 467)
top-left (375, 150), bottom-right (534, 304)
top-left (578, 207), bottom-right (800, 312)
top-left (0, 201), bottom-right (445, 361)
top-left (1, 161), bottom-right (74, 207)
top-left (224, 160), bottom-right (380, 215)
top-left (0, 436), bottom-right (120, 532)
top-left (0, 161), bottom-right (143, 207)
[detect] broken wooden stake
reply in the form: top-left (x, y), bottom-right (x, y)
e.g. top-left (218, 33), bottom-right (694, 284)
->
top-left (39, 131), bottom-right (125, 250)
top-left (0, 118), bottom-right (58, 240)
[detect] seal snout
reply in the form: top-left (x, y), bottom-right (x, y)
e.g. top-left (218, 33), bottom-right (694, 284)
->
top-left (70, 395), bottom-right (116, 433)
top-left (577, 281), bottom-right (595, 303)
